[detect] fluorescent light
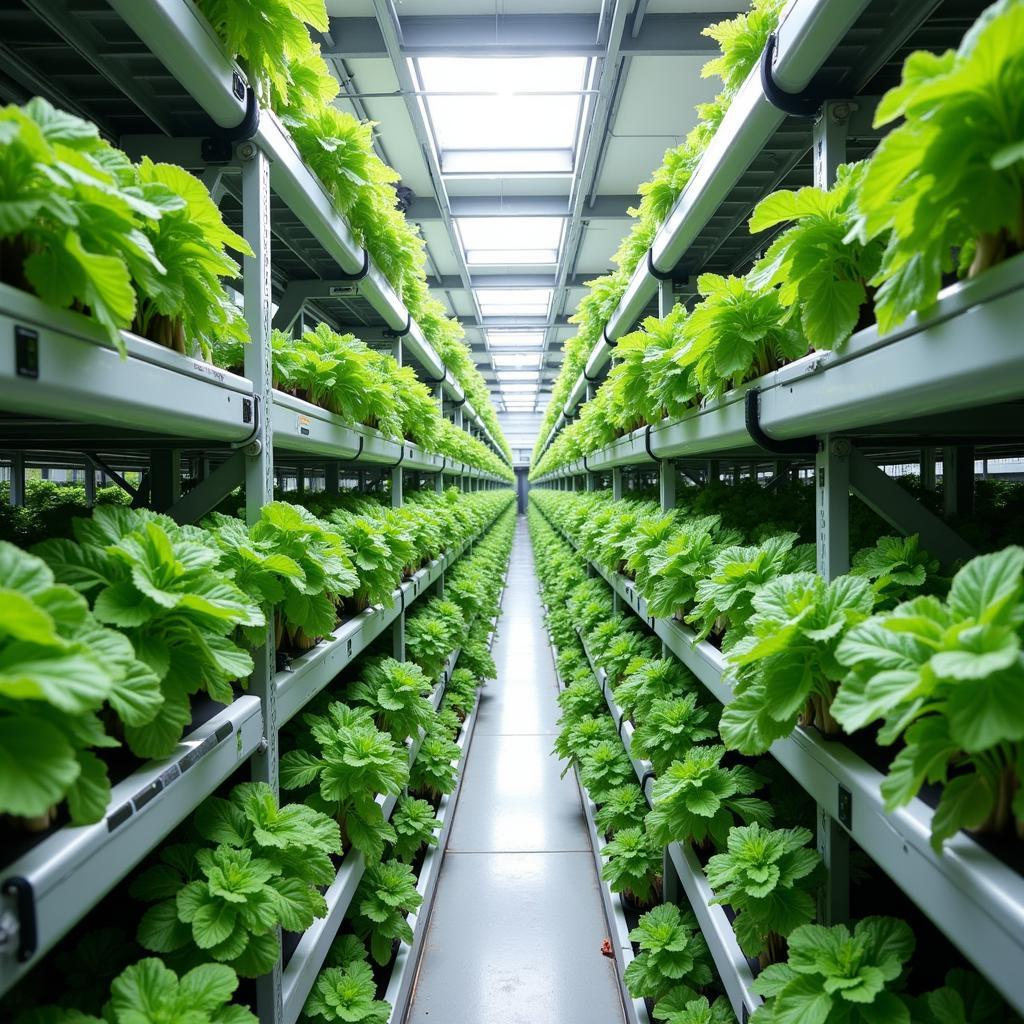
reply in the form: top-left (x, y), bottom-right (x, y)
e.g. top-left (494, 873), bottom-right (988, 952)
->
top-left (487, 331), bottom-right (544, 348)
top-left (476, 288), bottom-right (552, 317)
top-left (457, 217), bottom-right (563, 267)
top-left (496, 371), bottom-right (539, 382)
top-left (418, 57), bottom-right (586, 172)
top-left (501, 383), bottom-right (539, 393)
top-left (492, 353), bottom-right (541, 369)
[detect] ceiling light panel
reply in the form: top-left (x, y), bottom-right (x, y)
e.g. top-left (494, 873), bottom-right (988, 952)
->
top-left (492, 353), bottom-right (542, 369)
top-left (487, 331), bottom-right (545, 349)
top-left (476, 288), bottom-right (552, 317)
top-left (496, 371), bottom-right (540, 382)
top-left (457, 217), bottom-right (564, 266)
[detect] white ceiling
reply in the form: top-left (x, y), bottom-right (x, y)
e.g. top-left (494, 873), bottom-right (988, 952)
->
top-left (323, 0), bottom-right (728, 421)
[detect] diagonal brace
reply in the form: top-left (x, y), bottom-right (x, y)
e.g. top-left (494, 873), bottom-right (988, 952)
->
top-left (166, 451), bottom-right (245, 525)
top-left (848, 447), bottom-right (976, 569)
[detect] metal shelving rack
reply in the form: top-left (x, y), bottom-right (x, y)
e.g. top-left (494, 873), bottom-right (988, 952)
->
top-left (527, 0), bottom-right (1024, 1012)
top-left (536, 0), bottom-right (987, 460)
top-left (0, 0), bottom-right (513, 1015)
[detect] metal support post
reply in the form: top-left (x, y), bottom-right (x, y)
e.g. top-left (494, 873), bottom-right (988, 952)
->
top-left (814, 435), bottom-right (850, 924)
top-left (657, 278), bottom-right (674, 318)
top-left (240, 140), bottom-right (280, 1024)
top-left (611, 467), bottom-right (623, 501)
top-left (150, 450), bottom-right (182, 511)
top-left (659, 461), bottom-right (676, 511)
top-left (392, 337), bottom-right (402, 366)
top-left (816, 437), bottom-right (850, 581)
top-left (817, 807), bottom-right (850, 925)
top-left (391, 467), bottom-right (403, 509)
top-left (8, 452), bottom-right (25, 506)
top-left (921, 447), bottom-right (937, 492)
top-left (325, 463), bottom-right (339, 494)
top-left (813, 100), bottom-right (850, 190)
top-left (708, 459), bottom-right (719, 483)
top-left (943, 445), bottom-right (975, 519)
top-left (84, 458), bottom-right (95, 506)
top-left (296, 465), bottom-right (305, 494)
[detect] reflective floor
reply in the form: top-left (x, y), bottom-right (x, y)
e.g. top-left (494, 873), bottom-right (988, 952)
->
top-left (405, 517), bottom-right (625, 1024)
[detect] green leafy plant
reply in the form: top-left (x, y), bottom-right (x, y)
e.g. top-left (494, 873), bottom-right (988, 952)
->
top-left (0, 541), bottom-right (161, 825)
top-left (409, 726), bottom-right (460, 800)
top-left (751, 917), bottom-right (914, 1024)
top-left (349, 859), bottom-right (423, 965)
top-left (601, 826), bottom-right (662, 905)
top-left (280, 702), bottom-right (407, 864)
top-left (595, 784), bottom-right (648, 836)
top-left (705, 823), bottom-right (822, 963)
top-left (631, 694), bottom-right (719, 774)
top-left (301, 937), bottom-right (390, 1024)
top-left (646, 745), bottom-right (772, 849)
top-left (624, 903), bottom-right (714, 1004)
top-left (850, 0), bottom-right (1024, 332)
top-left (133, 783), bottom-right (339, 977)
top-left (350, 657), bottom-right (435, 744)
top-left (654, 993), bottom-right (736, 1024)
top-left (389, 796), bottom-right (442, 864)
top-left (579, 739), bottom-right (636, 802)
top-left (36, 506), bottom-right (263, 757)
top-left (849, 534), bottom-right (939, 609)
top-left (721, 572), bottom-right (875, 753)
top-left (833, 546), bottom-right (1024, 848)
top-left (905, 968), bottom-right (1013, 1024)
top-left (16, 957), bottom-right (258, 1024)
top-left (748, 161), bottom-right (886, 349)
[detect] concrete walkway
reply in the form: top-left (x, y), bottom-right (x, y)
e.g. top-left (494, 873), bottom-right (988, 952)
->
top-left (405, 517), bottom-right (625, 1024)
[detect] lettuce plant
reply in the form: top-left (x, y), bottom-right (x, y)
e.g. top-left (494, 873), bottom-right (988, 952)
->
top-left (281, 702), bottom-right (407, 864)
top-left (133, 783), bottom-right (339, 976)
top-left (646, 745), bottom-right (772, 850)
top-left (600, 825), bottom-right (662, 905)
top-left (751, 917), bottom-right (914, 1024)
top-left (36, 506), bottom-right (263, 757)
top-left (16, 957), bottom-right (257, 1024)
top-left (653, 994), bottom-right (736, 1024)
top-left (721, 572), bottom-right (875, 753)
top-left (631, 694), bottom-right (719, 774)
top-left (302, 937), bottom-right (390, 1024)
top-left (389, 796), bottom-right (442, 864)
top-left (579, 739), bottom-right (635, 802)
top-left (624, 903), bottom-right (714, 1004)
top-left (645, 516), bottom-right (733, 620)
top-left (905, 968), bottom-right (1012, 1024)
top-left (615, 658), bottom-right (698, 722)
top-left (409, 726), bottom-right (460, 800)
top-left (350, 657), bottom-right (435, 744)
top-left (595, 784), bottom-right (648, 836)
top-left (850, 0), bottom-right (1024, 332)
top-left (350, 859), bottom-right (423, 965)
top-left (849, 534), bottom-right (939, 609)
top-left (748, 162), bottom-right (886, 350)
top-left (833, 546), bottom-right (1024, 847)
top-left (705, 823), bottom-right (822, 963)
top-left (208, 502), bottom-right (358, 649)
top-left (0, 541), bottom-right (162, 825)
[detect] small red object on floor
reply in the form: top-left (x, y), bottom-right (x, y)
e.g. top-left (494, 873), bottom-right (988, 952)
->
top-left (600, 938), bottom-right (614, 958)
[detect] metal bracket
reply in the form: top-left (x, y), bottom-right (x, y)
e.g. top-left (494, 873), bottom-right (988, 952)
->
top-left (646, 248), bottom-right (674, 282)
top-left (421, 367), bottom-right (448, 386)
top-left (847, 446), bottom-right (976, 569)
top-left (644, 424), bottom-right (661, 464)
top-left (602, 326), bottom-right (617, 349)
top-left (384, 314), bottom-right (412, 339)
top-left (1, 877), bottom-right (35, 962)
top-left (336, 249), bottom-right (370, 282)
top-left (745, 387), bottom-right (816, 454)
top-left (87, 454), bottom-right (140, 501)
top-left (200, 82), bottom-right (260, 163)
top-left (759, 32), bottom-right (824, 117)
top-left (166, 450), bottom-right (246, 525)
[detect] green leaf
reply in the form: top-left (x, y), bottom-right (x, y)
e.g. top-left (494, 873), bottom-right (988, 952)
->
top-left (930, 772), bottom-right (995, 850)
top-left (65, 748), bottom-right (111, 824)
top-left (0, 714), bottom-right (79, 817)
top-left (770, 973), bottom-right (833, 1024)
top-left (137, 900), bottom-right (192, 953)
top-left (177, 962), bottom-right (239, 1013)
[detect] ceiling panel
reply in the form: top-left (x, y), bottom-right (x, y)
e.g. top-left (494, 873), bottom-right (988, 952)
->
top-left (613, 56), bottom-right (716, 135)
top-left (573, 219), bottom-right (632, 273)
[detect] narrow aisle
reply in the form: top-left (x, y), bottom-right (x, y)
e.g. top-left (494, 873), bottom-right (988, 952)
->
top-left (406, 517), bottom-right (625, 1024)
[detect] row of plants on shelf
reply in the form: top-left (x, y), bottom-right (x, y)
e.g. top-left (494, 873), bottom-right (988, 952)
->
top-left (0, 487), bottom-right (511, 836)
top-left (210, 325), bottom-right (511, 480)
top-left (529, 506), bottom-right (1021, 1024)
top-left (291, 507), bottom-right (514, 1020)
top-left (0, 97), bottom-right (250, 359)
top-left (3, 507), bottom-right (515, 1024)
top-left (192, 0), bottom-right (510, 456)
top-left (532, 487), bottom-right (1024, 851)
top-left (533, 0), bottom-right (1024, 470)
top-left (0, 92), bottom-right (510, 468)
